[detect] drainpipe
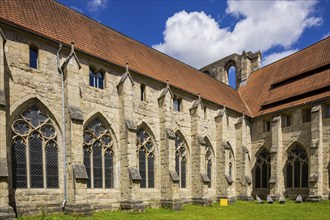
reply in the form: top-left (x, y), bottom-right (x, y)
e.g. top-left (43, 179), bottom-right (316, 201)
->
top-left (57, 43), bottom-right (67, 211)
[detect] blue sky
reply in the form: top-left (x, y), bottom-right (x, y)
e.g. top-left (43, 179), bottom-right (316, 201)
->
top-left (57, 0), bottom-right (329, 87)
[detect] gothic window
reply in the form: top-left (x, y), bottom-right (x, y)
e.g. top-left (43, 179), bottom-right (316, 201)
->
top-left (286, 145), bottom-right (308, 188)
top-left (325, 105), bottom-right (330, 118)
top-left (140, 84), bottom-right (146, 101)
top-left (254, 149), bottom-right (271, 188)
top-left (173, 96), bottom-right (182, 112)
top-left (29, 46), bottom-right (38, 69)
top-left (302, 109), bottom-right (311, 123)
top-left (263, 120), bottom-right (271, 132)
top-left (136, 129), bottom-right (154, 188)
top-left (11, 105), bottom-right (58, 189)
top-left (83, 118), bottom-right (114, 189)
top-left (205, 145), bottom-right (212, 188)
top-left (282, 114), bottom-right (292, 127)
top-left (228, 66), bottom-right (237, 89)
top-left (175, 134), bottom-right (187, 188)
top-left (89, 68), bottom-right (104, 89)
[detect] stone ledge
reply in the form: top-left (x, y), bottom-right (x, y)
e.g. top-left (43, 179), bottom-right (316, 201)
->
top-left (65, 203), bottom-right (93, 216)
top-left (0, 206), bottom-right (15, 220)
top-left (120, 200), bottom-right (144, 213)
top-left (160, 199), bottom-right (182, 210)
top-left (192, 197), bottom-right (212, 206)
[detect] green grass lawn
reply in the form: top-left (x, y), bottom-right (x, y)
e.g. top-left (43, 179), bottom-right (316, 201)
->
top-left (19, 200), bottom-right (330, 220)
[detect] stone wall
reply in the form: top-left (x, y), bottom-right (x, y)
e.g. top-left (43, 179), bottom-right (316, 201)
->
top-left (0, 24), bottom-right (328, 219)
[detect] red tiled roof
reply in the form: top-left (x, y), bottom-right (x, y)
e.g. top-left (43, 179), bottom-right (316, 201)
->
top-left (0, 0), bottom-right (250, 115)
top-left (1, 0), bottom-right (329, 118)
top-left (239, 37), bottom-right (330, 117)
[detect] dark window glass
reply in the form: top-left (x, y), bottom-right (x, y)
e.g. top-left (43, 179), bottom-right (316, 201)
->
top-left (89, 68), bottom-right (104, 89)
top-left (175, 134), bottom-right (187, 188)
top-left (254, 149), bottom-right (270, 189)
top-left (287, 163), bottom-right (293, 188)
top-left (255, 166), bottom-right (261, 188)
top-left (29, 47), bottom-right (38, 69)
top-left (302, 109), bottom-right (311, 123)
top-left (207, 161), bottom-right (212, 188)
top-left (229, 162), bottom-right (232, 177)
top-left (286, 145), bottom-right (308, 188)
top-left (140, 84), bottom-right (145, 101)
top-left (173, 97), bottom-right (181, 111)
top-left (263, 120), bottom-right (271, 132)
top-left (12, 138), bottom-right (27, 188)
top-left (139, 150), bottom-right (146, 188)
top-left (302, 162), bottom-right (308, 188)
top-left (12, 105), bottom-right (58, 189)
top-left (46, 141), bottom-right (58, 188)
top-left (93, 143), bottom-right (102, 188)
top-left (261, 163), bottom-right (268, 188)
top-left (29, 133), bottom-right (43, 188)
top-left (104, 149), bottom-right (113, 189)
top-left (148, 155), bottom-right (154, 188)
top-left (83, 119), bottom-right (114, 189)
top-left (175, 153), bottom-right (180, 177)
top-left (89, 69), bottom-right (95, 87)
top-left (83, 147), bottom-right (91, 188)
top-left (326, 105), bottom-right (330, 118)
top-left (96, 73), bottom-right (104, 89)
top-left (294, 160), bottom-right (301, 188)
top-left (181, 159), bottom-right (186, 188)
top-left (137, 129), bottom-right (154, 188)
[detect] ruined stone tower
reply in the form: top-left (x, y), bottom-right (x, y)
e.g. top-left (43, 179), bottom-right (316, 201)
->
top-left (200, 51), bottom-right (262, 88)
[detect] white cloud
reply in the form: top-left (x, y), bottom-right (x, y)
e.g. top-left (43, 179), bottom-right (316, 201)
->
top-left (86, 0), bottom-right (108, 13)
top-left (153, 0), bottom-right (321, 68)
top-left (262, 49), bottom-right (298, 66)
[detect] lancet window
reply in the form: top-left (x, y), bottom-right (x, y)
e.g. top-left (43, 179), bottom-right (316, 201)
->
top-left (254, 149), bottom-right (271, 188)
top-left (286, 145), bottom-right (308, 188)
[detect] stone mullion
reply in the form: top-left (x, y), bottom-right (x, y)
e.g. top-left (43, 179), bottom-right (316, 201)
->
top-left (269, 116), bottom-right (283, 198)
top-left (307, 105), bottom-right (323, 201)
top-left (0, 27), bottom-right (15, 218)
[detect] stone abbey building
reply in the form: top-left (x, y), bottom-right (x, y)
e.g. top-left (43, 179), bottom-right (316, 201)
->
top-left (0, 0), bottom-right (329, 218)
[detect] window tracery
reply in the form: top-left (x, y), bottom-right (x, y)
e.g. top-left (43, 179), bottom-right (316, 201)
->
top-left (286, 145), bottom-right (308, 188)
top-left (175, 134), bottom-right (187, 188)
top-left (83, 118), bottom-right (114, 189)
top-left (254, 149), bottom-right (270, 188)
top-left (136, 129), bottom-right (154, 188)
top-left (11, 105), bottom-right (58, 188)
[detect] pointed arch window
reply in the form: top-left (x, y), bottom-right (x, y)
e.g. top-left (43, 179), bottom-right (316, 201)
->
top-left (286, 145), bottom-right (308, 188)
top-left (137, 129), bottom-right (154, 188)
top-left (175, 134), bottom-right (187, 188)
top-left (83, 119), bottom-right (114, 189)
top-left (254, 149), bottom-right (271, 188)
top-left (11, 105), bottom-right (58, 189)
